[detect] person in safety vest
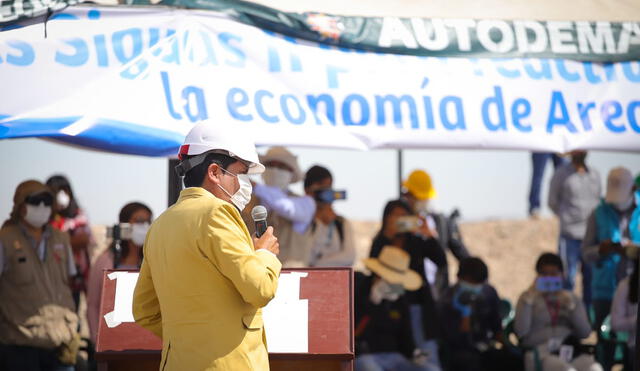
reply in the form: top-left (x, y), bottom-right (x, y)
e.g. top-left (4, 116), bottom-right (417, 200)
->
top-left (132, 121), bottom-right (281, 370)
top-left (0, 180), bottom-right (79, 371)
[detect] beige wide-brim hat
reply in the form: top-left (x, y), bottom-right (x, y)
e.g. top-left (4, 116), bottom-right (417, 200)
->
top-left (259, 146), bottom-right (303, 183)
top-left (363, 246), bottom-right (423, 291)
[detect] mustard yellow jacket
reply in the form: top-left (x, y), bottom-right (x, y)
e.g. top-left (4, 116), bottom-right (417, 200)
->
top-left (133, 187), bottom-right (281, 370)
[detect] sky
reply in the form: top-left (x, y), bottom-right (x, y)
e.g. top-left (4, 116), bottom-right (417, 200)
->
top-left (1, 138), bottom-right (639, 226)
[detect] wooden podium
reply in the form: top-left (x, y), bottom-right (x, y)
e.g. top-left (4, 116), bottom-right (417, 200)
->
top-left (96, 268), bottom-right (354, 371)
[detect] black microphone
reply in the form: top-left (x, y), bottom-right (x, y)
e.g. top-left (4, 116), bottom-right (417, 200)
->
top-left (251, 205), bottom-right (268, 238)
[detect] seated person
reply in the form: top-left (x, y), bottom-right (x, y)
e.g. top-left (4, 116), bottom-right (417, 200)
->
top-left (370, 200), bottom-right (445, 370)
top-left (355, 246), bottom-right (435, 371)
top-left (515, 253), bottom-right (601, 371)
top-left (304, 165), bottom-right (355, 267)
top-left (87, 202), bottom-right (152, 345)
top-left (439, 257), bottom-right (520, 371)
top-left (242, 147), bottom-right (315, 267)
top-left (610, 257), bottom-right (638, 371)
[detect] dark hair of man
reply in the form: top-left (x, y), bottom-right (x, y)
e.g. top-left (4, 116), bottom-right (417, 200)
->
top-left (535, 252), bottom-right (564, 274)
top-left (458, 257), bottom-right (489, 283)
top-left (46, 174), bottom-right (80, 218)
top-left (304, 165), bottom-right (332, 190)
top-left (183, 152), bottom-right (237, 188)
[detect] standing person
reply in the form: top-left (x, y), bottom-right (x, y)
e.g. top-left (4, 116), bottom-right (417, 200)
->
top-left (401, 169), bottom-right (469, 298)
top-left (242, 146), bottom-right (315, 267)
top-left (610, 257), bottom-right (638, 371)
top-left (514, 253), bottom-right (600, 371)
top-left (0, 180), bottom-right (79, 371)
top-left (46, 174), bottom-right (94, 311)
top-left (370, 200), bottom-right (445, 371)
top-left (440, 257), bottom-right (519, 371)
top-left (529, 153), bottom-right (567, 217)
top-left (548, 150), bottom-right (601, 307)
top-left (581, 167), bottom-right (639, 371)
top-left (304, 165), bottom-right (355, 267)
top-left (87, 202), bottom-right (152, 345)
top-left (355, 246), bottom-right (430, 371)
top-left (132, 121), bottom-right (281, 370)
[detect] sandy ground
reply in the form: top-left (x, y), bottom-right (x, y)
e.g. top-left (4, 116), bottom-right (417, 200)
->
top-left (350, 216), bottom-right (563, 305)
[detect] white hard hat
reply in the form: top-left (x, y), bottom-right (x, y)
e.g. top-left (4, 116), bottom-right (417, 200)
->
top-left (176, 121), bottom-right (265, 176)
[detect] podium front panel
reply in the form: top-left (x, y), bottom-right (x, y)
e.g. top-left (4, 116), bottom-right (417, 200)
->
top-left (96, 267), bottom-right (353, 369)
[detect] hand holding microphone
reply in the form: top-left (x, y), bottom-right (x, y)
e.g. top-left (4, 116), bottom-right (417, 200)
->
top-left (251, 206), bottom-right (279, 255)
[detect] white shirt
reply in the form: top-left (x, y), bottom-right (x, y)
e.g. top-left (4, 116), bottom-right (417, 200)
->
top-left (253, 184), bottom-right (316, 234)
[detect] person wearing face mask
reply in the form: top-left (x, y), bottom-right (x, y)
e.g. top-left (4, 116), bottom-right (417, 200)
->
top-left (401, 169), bottom-right (469, 300)
top-left (370, 200), bottom-right (445, 371)
top-left (440, 257), bottom-right (519, 371)
top-left (581, 167), bottom-right (639, 371)
top-left (0, 180), bottom-right (79, 371)
top-left (304, 165), bottom-right (355, 267)
top-left (242, 146), bottom-right (315, 267)
top-left (87, 202), bottom-right (152, 346)
top-left (132, 121), bottom-right (280, 371)
top-left (548, 151), bottom-right (601, 310)
top-left (46, 174), bottom-right (94, 312)
top-left (355, 246), bottom-right (429, 371)
top-left (515, 253), bottom-right (600, 371)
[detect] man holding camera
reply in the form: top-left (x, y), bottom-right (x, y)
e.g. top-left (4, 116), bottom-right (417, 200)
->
top-left (133, 121), bottom-right (281, 370)
top-left (304, 165), bottom-right (355, 267)
top-left (401, 169), bottom-right (469, 299)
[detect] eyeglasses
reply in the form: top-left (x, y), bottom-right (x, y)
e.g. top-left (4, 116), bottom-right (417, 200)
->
top-left (25, 193), bottom-right (54, 206)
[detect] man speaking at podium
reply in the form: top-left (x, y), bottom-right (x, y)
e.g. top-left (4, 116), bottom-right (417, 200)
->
top-left (133, 121), bottom-right (281, 370)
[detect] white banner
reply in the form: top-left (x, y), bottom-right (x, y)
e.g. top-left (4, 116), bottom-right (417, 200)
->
top-left (1, 6), bottom-right (639, 156)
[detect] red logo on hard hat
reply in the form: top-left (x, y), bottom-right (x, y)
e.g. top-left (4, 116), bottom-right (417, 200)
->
top-left (178, 144), bottom-right (190, 160)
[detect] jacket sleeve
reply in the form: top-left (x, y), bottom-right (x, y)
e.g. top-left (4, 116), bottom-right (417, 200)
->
top-left (132, 257), bottom-right (163, 338)
top-left (514, 291), bottom-right (534, 338)
top-left (566, 293), bottom-right (591, 339)
top-left (547, 169), bottom-right (563, 215)
top-left (581, 211), bottom-right (600, 264)
top-left (206, 203), bottom-right (282, 308)
top-left (610, 279), bottom-right (635, 333)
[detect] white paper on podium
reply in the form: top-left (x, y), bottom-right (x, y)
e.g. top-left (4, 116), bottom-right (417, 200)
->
top-left (107, 271), bottom-right (140, 324)
top-left (263, 272), bottom-right (309, 353)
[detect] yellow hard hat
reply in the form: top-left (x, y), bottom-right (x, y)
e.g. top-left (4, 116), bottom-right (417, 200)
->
top-left (403, 170), bottom-right (437, 200)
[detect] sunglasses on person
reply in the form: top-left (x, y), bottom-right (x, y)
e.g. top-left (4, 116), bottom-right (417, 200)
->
top-left (25, 192), bottom-right (54, 206)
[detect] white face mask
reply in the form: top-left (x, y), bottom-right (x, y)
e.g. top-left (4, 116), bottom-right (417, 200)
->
top-left (262, 167), bottom-right (293, 189)
top-left (414, 199), bottom-right (429, 214)
top-left (613, 196), bottom-right (634, 211)
top-left (131, 222), bottom-right (149, 246)
top-left (369, 279), bottom-right (404, 304)
top-left (56, 191), bottom-right (70, 209)
top-left (24, 203), bottom-right (52, 228)
top-left (218, 168), bottom-right (253, 211)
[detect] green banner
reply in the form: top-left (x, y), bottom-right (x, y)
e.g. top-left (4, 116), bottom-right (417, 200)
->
top-left (2, 0), bottom-right (640, 61)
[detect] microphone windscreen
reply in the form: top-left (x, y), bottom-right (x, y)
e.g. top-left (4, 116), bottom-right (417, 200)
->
top-left (251, 205), bottom-right (268, 221)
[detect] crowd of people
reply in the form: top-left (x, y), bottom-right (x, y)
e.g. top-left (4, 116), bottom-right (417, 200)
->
top-left (0, 147), bottom-right (638, 371)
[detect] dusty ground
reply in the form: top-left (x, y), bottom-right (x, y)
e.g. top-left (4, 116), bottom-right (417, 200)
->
top-left (351, 216), bottom-right (562, 305)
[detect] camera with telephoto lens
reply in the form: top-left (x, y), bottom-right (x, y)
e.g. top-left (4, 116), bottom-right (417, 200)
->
top-left (314, 189), bottom-right (347, 203)
top-left (106, 223), bottom-right (133, 241)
